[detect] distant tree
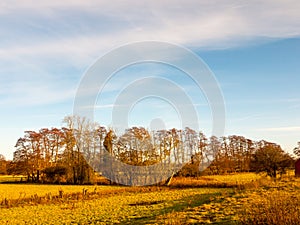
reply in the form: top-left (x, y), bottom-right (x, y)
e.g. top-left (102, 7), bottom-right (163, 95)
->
top-left (178, 131), bottom-right (212, 177)
top-left (0, 154), bottom-right (7, 175)
top-left (13, 136), bottom-right (34, 181)
top-left (293, 142), bottom-right (300, 157)
top-left (12, 113), bottom-right (299, 185)
top-left (62, 115), bottom-right (97, 184)
top-left (244, 138), bottom-right (256, 172)
top-left (117, 127), bottom-right (155, 166)
top-left (206, 136), bottom-right (222, 175)
top-left (251, 142), bottom-right (294, 178)
top-left (103, 130), bottom-right (114, 156)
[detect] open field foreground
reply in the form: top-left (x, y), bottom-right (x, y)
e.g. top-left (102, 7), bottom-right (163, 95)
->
top-left (0, 173), bottom-right (300, 225)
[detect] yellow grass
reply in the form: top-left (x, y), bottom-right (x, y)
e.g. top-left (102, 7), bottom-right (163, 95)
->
top-left (0, 173), bottom-right (299, 224)
top-left (155, 177), bottom-right (300, 224)
top-left (0, 187), bottom-right (226, 224)
top-left (0, 175), bottom-right (26, 183)
top-left (170, 172), bottom-right (263, 188)
top-left (0, 184), bottom-right (121, 200)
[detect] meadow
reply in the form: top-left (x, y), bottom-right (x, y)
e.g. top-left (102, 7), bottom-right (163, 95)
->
top-left (0, 173), bottom-right (299, 224)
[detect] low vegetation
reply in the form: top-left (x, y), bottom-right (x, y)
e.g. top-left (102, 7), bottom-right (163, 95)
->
top-left (0, 173), bottom-right (299, 224)
top-left (239, 188), bottom-right (300, 225)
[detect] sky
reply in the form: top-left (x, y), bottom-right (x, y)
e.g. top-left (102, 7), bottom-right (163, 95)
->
top-left (1, 0), bottom-right (300, 159)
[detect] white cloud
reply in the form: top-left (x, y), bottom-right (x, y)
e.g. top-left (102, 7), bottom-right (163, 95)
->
top-left (1, 1), bottom-right (300, 62)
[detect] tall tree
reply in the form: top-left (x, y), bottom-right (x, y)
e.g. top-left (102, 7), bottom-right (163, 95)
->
top-left (251, 142), bottom-right (294, 178)
top-left (62, 115), bottom-right (96, 184)
top-left (14, 136), bottom-right (34, 181)
top-left (0, 154), bottom-right (7, 175)
top-left (117, 127), bottom-right (155, 166)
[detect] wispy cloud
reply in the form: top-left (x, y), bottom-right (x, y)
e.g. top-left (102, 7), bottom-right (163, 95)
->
top-left (1, 1), bottom-right (299, 110)
top-left (0, 58), bottom-right (77, 107)
top-left (230, 113), bottom-right (267, 123)
top-left (0, 82), bottom-right (76, 107)
top-left (257, 126), bottom-right (300, 132)
top-left (1, 1), bottom-right (300, 62)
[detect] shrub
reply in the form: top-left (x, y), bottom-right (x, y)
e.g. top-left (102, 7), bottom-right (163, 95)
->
top-left (42, 165), bottom-right (68, 183)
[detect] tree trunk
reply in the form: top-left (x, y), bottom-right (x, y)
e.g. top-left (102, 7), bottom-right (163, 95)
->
top-left (36, 170), bottom-right (40, 183)
top-left (166, 172), bottom-right (174, 186)
top-left (73, 166), bottom-right (77, 184)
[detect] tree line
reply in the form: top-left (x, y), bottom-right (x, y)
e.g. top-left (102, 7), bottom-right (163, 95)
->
top-left (1, 116), bottom-right (296, 184)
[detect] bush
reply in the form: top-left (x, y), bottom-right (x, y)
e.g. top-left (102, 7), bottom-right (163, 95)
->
top-left (42, 166), bottom-right (68, 183)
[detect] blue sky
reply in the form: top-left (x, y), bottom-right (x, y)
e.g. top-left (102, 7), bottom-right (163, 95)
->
top-left (1, 1), bottom-right (300, 159)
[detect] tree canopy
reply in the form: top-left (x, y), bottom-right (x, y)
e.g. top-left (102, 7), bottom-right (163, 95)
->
top-left (8, 115), bottom-right (296, 184)
top-left (251, 142), bottom-right (294, 178)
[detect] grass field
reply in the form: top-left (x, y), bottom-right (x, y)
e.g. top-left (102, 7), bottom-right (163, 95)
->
top-left (0, 173), bottom-right (299, 224)
top-left (0, 183), bottom-right (121, 201)
top-left (0, 175), bottom-right (26, 183)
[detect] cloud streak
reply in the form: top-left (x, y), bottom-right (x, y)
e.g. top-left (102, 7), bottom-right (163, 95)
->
top-left (257, 126), bottom-right (300, 132)
top-left (1, 1), bottom-right (299, 110)
top-left (1, 1), bottom-right (300, 62)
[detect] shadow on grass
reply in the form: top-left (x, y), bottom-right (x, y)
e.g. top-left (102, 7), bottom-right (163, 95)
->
top-left (121, 192), bottom-right (222, 225)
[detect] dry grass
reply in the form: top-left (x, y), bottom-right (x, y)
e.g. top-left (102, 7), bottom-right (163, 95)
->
top-left (170, 173), bottom-right (264, 189)
top-left (240, 193), bottom-right (300, 225)
top-left (0, 175), bottom-right (26, 183)
top-left (0, 173), bottom-right (300, 224)
top-left (0, 183), bottom-right (122, 201)
top-left (0, 187), bottom-right (224, 225)
top-left (0, 184), bottom-right (166, 208)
